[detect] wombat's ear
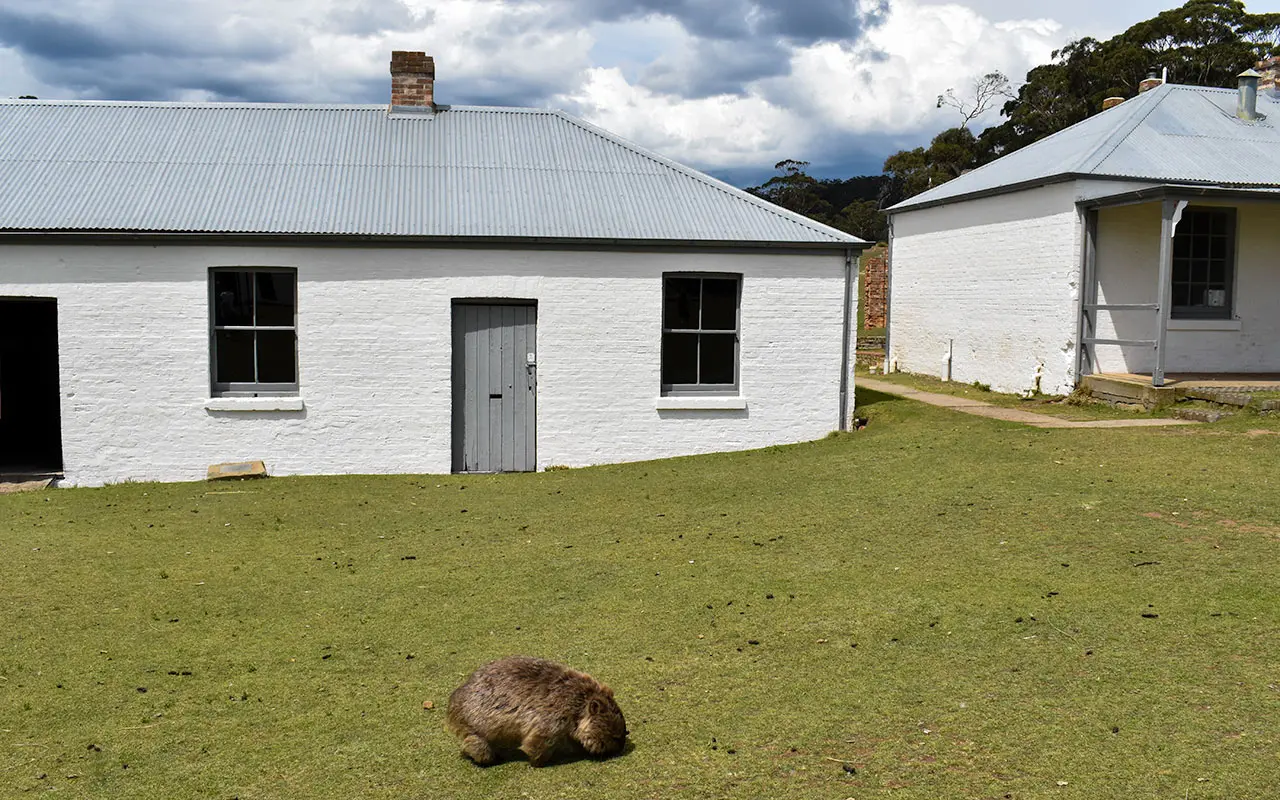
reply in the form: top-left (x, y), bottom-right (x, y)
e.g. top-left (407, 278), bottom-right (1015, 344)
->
top-left (587, 696), bottom-right (607, 715)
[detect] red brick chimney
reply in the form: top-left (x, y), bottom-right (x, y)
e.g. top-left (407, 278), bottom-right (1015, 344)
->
top-left (390, 51), bottom-right (435, 111)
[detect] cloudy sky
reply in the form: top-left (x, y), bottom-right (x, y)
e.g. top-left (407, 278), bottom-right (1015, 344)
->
top-left (3, 0), bottom-right (1279, 183)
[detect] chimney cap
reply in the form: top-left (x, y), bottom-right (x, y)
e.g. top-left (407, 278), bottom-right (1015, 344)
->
top-left (1239, 68), bottom-right (1263, 79)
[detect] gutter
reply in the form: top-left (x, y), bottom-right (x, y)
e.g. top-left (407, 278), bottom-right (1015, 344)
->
top-left (884, 218), bottom-right (894, 373)
top-left (0, 230), bottom-right (872, 253)
top-left (1076, 183), bottom-right (1280, 210)
top-left (839, 247), bottom-right (857, 431)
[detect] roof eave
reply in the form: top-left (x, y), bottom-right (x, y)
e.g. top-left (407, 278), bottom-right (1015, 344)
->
top-left (887, 173), bottom-right (1084, 215)
top-left (1078, 183), bottom-right (1280, 209)
top-left (0, 230), bottom-right (869, 251)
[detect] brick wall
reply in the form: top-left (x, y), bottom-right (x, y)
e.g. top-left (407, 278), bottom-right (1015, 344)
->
top-left (888, 183), bottom-right (1082, 395)
top-left (862, 246), bottom-right (887, 330)
top-left (0, 245), bottom-right (849, 486)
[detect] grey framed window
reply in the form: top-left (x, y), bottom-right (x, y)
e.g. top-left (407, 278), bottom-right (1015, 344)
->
top-left (661, 274), bottom-right (741, 395)
top-left (1172, 207), bottom-right (1235, 319)
top-left (210, 268), bottom-right (298, 396)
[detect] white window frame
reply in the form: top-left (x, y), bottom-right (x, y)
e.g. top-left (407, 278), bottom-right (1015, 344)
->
top-left (209, 268), bottom-right (299, 397)
top-left (660, 273), bottom-right (742, 396)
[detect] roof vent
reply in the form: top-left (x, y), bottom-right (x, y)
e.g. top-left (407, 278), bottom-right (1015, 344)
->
top-left (1237, 68), bottom-right (1264, 122)
top-left (390, 51), bottom-right (435, 115)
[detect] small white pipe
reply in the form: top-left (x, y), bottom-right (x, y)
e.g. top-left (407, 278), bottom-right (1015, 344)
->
top-left (943, 339), bottom-right (953, 381)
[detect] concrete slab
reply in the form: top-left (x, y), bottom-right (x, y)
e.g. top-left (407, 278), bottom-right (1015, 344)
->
top-left (857, 378), bottom-right (1200, 429)
top-left (0, 477), bottom-right (54, 494)
top-left (207, 460), bottom-right (269, 481)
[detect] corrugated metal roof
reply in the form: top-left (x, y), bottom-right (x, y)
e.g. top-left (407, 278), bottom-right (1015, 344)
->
top-left (0, 100), bottom-right (861, 246)
top-left (891, 83), bottom-right (1280, 212)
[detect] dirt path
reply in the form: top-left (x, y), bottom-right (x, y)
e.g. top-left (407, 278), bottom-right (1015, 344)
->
top-left (857, 377), bottom-right (1200, 429)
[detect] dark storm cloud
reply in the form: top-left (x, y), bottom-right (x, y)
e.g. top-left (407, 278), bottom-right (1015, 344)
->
top-left (0, 2), bottom-right (343, 101)
top-left (640, 39), bottom-right (789, 97)
top-left (0, 7), bottom-right (291, 63)
top-left (571, 0), bottom-right (888, 98)
top-left (576, 0), bottom-right (888, 45)
top-left (326, 0), bottom-right (419, 37)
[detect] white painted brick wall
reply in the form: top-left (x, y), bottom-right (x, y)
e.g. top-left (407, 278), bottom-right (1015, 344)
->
top-left (0, 244), bottom-right (850, 486)
top-left (1093, 202), bottom-right (1280, 374)
top-left (888, 183), bottom-right (1083, 395)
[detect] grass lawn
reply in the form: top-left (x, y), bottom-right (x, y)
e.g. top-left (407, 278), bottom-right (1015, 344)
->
top-left (2, 389), bottom-right (1278, 798)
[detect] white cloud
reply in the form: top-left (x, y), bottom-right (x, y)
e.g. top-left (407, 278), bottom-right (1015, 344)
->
top-left (558, 0), bottom-right (1062, 168)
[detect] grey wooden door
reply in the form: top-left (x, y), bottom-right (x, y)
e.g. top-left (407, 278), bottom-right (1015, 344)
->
top-left (452, 303), bottom-right (537, 473)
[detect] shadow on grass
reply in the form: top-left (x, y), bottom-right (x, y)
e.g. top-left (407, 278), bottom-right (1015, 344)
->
top-left (853, 387), bottom-right (899, 409)
top-left (460, 739), bottom-right (636, 769)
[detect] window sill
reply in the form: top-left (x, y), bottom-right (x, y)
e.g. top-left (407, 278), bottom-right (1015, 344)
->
top-left (655, 396), bottom-right (747, 411)
top-left (205, 397), bottom-right (305, 412)
top-left (1168, 319), bottom-right (1241, 331)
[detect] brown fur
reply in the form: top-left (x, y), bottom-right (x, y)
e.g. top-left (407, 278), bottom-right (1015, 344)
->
top-left (446, 656), bottom-right (628, 767)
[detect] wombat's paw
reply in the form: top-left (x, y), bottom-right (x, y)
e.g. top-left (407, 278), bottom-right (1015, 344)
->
top-left (521, 734), bottom-right (552, 767)
top-left (461, 735), bottom-right (497, 766)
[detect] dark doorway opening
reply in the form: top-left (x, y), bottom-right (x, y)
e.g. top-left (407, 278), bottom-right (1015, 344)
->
top-left (0, 298), bottom-right (64, 475)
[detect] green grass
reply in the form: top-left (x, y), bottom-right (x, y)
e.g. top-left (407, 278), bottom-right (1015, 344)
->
top-left (2, 390), bottom-right (1279, 798)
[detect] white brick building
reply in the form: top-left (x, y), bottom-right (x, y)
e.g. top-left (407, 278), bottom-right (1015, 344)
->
top-left (887, 75), bottom-right (1280, 396)
top-left (0, 52), bottom-right (866, 486)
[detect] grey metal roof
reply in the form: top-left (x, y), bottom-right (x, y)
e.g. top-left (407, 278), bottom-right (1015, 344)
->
top-left (0, 100), bottom-right (861, 246)
top-left (891, 82), bottom-right (1280, 212)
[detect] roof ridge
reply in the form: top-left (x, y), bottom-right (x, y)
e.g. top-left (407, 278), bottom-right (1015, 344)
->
top-left (1077, 83), bottom-right (1171, 173)
top-left (547, 109), bottom-right (862, 244)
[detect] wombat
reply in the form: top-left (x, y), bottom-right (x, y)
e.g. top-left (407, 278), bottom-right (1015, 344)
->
top-left (446, 656), bottom-right (628, 767)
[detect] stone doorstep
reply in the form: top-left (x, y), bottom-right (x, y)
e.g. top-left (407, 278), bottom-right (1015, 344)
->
top-left (1171, 408), bottom-right (1234, 423)
top-left (207, 461), bottom-right (269, 481)
top-left (1182, 389), bottom-right (1253, 407)
top-left (0, 477), bottom-right (55, 494)
top-left (1079, 376), bottom-right (1180, 410)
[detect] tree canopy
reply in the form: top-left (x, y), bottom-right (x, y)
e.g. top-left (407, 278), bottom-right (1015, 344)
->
top-left (987, 0), bottom-right (1280, 156)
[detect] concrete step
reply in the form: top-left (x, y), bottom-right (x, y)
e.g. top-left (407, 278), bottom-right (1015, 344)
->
top-left (1171, 407), bottom-right (1234, 423)
top-left (1080, 375), bottom-right (1179, 409)
top-left (1182, 389), bottom-right (1253, 407)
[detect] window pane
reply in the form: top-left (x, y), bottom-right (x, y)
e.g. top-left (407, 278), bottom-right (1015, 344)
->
top-left (662, 332), bottom-right (699, 384)
top-left (1208, 262), bottom-right (1226, 285)
top-left (257, 330), bottom-right (297, 383)
top-left (663, 278), bottom-right (701, 329)
top-left (701, 278), bottom-right (738, 330)
top-left (1172, 259), bottom-right (1190, 283)
top-left (216, 330), bottom-right (255, 383)
top-left (1172, 284), bottom-right (1191, 307)
top-left (213, 272), bottom-right (253, 326)
top-left (1210, 211), bottom-right (1228, 235)
top-left (1191, 259), bottom-right (1207, 283)
top-left (1191, 211), bottom-right (1210, 236)
top-left (1192, 237), bottom-right (1209, 258)
top-left (1173, 237), bottom-right (1190, 258)
top-left (256, 272), bottom-right (296, 327)
top-left (699, 334), bottom-right (736, 385)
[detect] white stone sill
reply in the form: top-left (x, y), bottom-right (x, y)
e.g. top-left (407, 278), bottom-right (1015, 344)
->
top-left (205, 397), bottom-right (305, 412)
top-left (1167, 319), bottom-right (1242, 332)
top-left (655, 396), bottom-right (747, 411)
